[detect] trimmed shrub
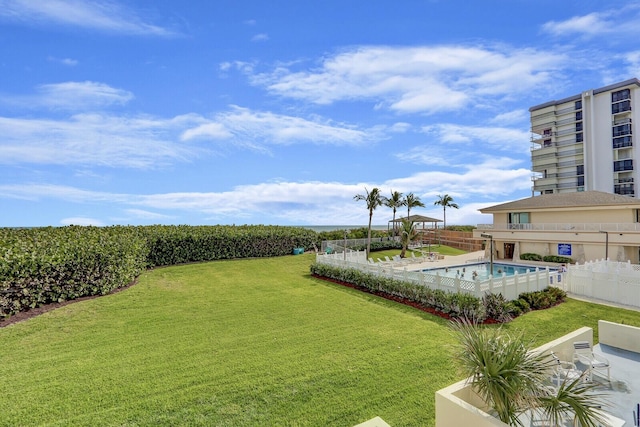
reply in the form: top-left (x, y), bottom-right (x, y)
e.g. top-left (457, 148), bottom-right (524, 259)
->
top-left (310, 262), bottom-right (488, 322)
top-left (543, 255), bottom-right (573, 264)
top-left (482, 293), bottom-right (512, 323)
top-left (511, 297), bottom-right (531, 314)
top-left (520, 253), bottom-right (543, 261)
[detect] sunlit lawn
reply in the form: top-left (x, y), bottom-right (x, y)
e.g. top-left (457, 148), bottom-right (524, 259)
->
top-left (0, 254), bottom-right (638, 426)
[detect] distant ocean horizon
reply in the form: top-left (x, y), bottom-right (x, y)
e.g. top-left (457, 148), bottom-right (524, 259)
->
top-left (296, 225), bottom-right (388, 232)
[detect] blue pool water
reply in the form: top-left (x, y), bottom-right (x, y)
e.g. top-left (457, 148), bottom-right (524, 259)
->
top-left (421, 262), bottom-right (552, 280)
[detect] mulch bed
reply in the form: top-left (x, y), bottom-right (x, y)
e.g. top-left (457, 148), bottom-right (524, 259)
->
top-left (312, 274), bottom-right (500, 324)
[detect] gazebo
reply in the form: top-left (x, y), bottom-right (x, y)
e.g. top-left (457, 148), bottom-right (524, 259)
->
top-left (388, 214), bottom-right (442, 237)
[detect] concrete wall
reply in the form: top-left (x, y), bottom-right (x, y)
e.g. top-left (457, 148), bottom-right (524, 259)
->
top-left (598, 320), bottom-right (640, 354)
top-left (435, 327), bottom-right (593, 427)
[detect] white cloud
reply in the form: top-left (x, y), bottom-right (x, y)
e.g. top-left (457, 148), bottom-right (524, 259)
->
top-left (542, 5), bottom-right (640, 38)
top-left (421, 124), bottom-right (530, 153)
top-left (4, 81), bottom-right (134, 110)
top-left (623, 50), bottom-right (640, 76)
top-left (48, 56), bottom-right (79, 66)
top-left (251, 33), bottom-right (269, 42)
top-left (0, 113), bottom-right (201, 168)
top-left (181, 106), bottom-right (374, 147)
top-left (244, 45), bottom-right (567, 114)
top-left (0, 81), bottom-right (378, 167)
top-left (0, 0), bottom-right (178, 36)
top-left (542, 13), bottom-right (608, 36)
top-left (489, 109), bottom-right (528, 125)
top-left (60, 217), bottom-right (105, 226)
top-left (0, 156), bottom-right (531, 225)
top-left (124, 209), bottom-right (173, 220)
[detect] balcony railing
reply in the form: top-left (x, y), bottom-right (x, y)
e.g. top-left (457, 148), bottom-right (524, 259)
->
top-left (476, 223), bottom-right (640, 232)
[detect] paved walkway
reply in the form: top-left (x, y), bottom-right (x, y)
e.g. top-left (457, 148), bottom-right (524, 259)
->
top-left (401, 250), bottom-right (486, 271)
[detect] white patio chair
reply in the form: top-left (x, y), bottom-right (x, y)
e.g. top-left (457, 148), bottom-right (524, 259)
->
top-left (572, 341), bottom-right (610, 382)
top-left (550, 352), bottom-right (583, 385)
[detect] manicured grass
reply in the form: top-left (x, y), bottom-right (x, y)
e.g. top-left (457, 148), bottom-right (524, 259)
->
top-left (371, 244), bottom-right (467, 261)
top-left (0, 255), bottom-right (638, 426)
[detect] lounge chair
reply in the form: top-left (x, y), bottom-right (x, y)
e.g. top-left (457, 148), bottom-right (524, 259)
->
top-left (572, 341), bottom-right (610, 382)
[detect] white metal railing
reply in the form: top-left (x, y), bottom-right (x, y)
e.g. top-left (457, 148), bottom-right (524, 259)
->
top-left (315, 254), bottom-right (560, 299)
top-left (563, 260), bottom-right (640, 309)
top-left (481, 223), bottom-right (640, 232)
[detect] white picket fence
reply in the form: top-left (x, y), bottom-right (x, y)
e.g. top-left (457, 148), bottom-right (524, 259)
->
top-left (563, 259), bottom-right (640, 309)
top-left (316, 251), bottom-right (561, 300)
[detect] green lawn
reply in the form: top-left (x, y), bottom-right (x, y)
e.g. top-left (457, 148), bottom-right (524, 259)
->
top-left (0, 254), bottom-right (639, 426)
top-left (371, 244), bottom-right (467, 261)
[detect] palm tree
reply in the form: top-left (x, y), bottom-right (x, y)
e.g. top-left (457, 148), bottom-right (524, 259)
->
top-left (434, 194), bottom-right (459, 230)
top-left (384, 190), bottom-right (405, 236)
top-left (354, 187), bottom-right (384, 257)
top-left (403, 192), bottom-right (425, 218)
top-left (399, 218), bottom-right (417, 258)
top-left (453, 320), bottom-right (607, 427)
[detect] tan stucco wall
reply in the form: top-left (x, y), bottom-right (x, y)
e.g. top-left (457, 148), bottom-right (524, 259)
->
top-left (598, 320), bottom-right (640, 354)
top-left (530, 208), bottom-right (635, 223)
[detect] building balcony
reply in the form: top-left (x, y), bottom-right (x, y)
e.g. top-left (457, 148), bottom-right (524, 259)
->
top-left (475, 223), bottom-right (640, 232)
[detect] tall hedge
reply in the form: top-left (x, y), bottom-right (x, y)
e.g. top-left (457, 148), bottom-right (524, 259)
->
top-left (0, 226), bottom-right (147, 317)
top-left (0, 225), bottom-right (318, 318)
top-left (142, 225), bottom-right (317, 266)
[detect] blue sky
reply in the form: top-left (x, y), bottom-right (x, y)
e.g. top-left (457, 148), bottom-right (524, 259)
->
top-left (1, 0), bottom-right (640, 227)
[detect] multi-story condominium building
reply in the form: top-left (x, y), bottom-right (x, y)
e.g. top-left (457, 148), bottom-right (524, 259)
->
top-left (530, 78), bottom-right (640, 197)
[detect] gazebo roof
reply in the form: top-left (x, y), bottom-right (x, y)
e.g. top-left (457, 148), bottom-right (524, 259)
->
top-left (389, 214), bottom-right (442, 223)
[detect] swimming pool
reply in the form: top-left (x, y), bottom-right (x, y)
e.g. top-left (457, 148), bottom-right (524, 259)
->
top-left (421, 262), bottom-right (554, 280)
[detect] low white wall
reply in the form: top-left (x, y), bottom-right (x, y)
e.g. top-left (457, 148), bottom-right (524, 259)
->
top-left (598, 320), bottom-right (640, 354)
top-left (435, 327), bottom-right (593, 427)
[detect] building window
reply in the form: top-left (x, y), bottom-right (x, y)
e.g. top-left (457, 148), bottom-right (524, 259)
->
top-left (543, 139), bottom-right (552, 147)
top-left (635, 209), bottom-right (640, 223)
top-left (508, 212), bottom-right (530, 229)
top-left (577, 176), bottom-right (584, 186)
top-left (612, 100), bottom-right (632, 114)
top-left (613, 124), bottom-right (632, 137)
top-left (614, 184), bottom-right (634, 196)
top-left (612, 89), bottom-right (631, 102)
top-left (575, 111), bottom-right (582, 121)
top-left (575, 100), bottom-right (582, 110)
top-left (613, 135), bottom-right (633, 149)
top-left (576, 133), bottom-right (583, 142)
top-left (577, 165), bottom-right (584, 175)
top-left (544, 189), bottom-right (554, 194)
top-left (614, 159), bottom-right (634, 172)
top-left (576, 122), bottom-right (583, 132)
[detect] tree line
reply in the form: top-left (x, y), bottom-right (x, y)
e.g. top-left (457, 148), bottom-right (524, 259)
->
top-left (354, 188), bottom-right (459, 256)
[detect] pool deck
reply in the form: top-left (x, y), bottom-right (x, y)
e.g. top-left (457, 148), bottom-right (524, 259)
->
top-left (590, 342), bottom-right (640, 427)
top-left (400, 250), bottom-right (486, 271)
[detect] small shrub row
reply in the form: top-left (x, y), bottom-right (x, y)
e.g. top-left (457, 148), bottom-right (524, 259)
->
top-left (519, 252), bottom-right (572, 264)
top-left (311, 263), bottom-right (568, 323)
top-left (543, 255), bottom-right (573, 264)
top-left (310, 262), bottom-right (487, 321)
top-left (520, 253), bottom-right (543, 261)
top-left (506, 287), bottom-right (567, 317)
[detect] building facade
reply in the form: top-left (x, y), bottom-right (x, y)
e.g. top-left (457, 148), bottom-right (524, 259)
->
top-left (530, 78), bottom-right (640, 197)
top-left (473, 191), bottom-right (640, 264)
